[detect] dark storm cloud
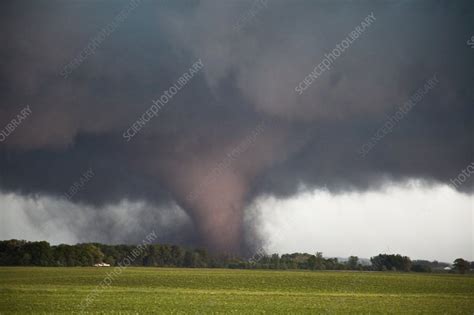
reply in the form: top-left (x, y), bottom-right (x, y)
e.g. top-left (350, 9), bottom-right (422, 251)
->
top-left (0, 0), bottom-right (473, 252)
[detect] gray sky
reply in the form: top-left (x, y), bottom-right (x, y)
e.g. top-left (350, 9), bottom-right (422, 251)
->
top-left (1, 0), bottom-right (473, 255)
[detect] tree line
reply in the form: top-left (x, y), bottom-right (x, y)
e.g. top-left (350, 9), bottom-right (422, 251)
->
top-left (0, 239), bottom-right (472, 274)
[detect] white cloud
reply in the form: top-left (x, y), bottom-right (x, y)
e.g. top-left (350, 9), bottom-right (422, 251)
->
top-left (0, 191), bottom-right (190, 245)
top-left (253, 180), bottom-right (473, 262)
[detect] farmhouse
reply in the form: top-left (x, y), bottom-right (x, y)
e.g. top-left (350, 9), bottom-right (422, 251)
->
top-left (93, 262), bottom-right (111, 267)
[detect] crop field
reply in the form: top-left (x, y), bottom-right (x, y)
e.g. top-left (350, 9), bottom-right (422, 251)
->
top-left (0, 267), bottom-right (473, 314)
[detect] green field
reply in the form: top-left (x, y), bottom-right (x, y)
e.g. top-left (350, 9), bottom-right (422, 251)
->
top-left (0, 267), bottom-right (473, 314)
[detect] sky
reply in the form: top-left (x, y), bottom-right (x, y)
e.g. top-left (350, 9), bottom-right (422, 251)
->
top-left (255, 181), bottom-right (473, 262)
top-left (0, 0), bottom-right (473, 259)
top-left (1, 180), bottom-right (472, 262)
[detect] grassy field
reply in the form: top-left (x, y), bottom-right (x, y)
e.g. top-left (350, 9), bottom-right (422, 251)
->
top-left (0, 267), bottom-right (473, 314)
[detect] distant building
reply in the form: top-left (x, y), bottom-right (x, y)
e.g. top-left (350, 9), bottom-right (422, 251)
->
top-left (94, 262), bottom-right (111, 267)
top-left (443, 266), bottom-right (452, 271)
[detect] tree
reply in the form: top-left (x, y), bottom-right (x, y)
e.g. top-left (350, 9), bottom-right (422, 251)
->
top-left (183, 250), bottom-right (196, 267)
top-left (401, 256), bottom-right (412, 272)
top-left (170, 245), bottom-right (185, 267)
top-left (314, 252), bottom-right (325, 270)
top-left (370, 254), bottom-right (386, 271)
top-left (76, 244), bottom-right (104, 266)
top-left (370, 254), bottom-right (411, 272)
top-left (453, 258), bottom-right (470, 274)
top-left (348, 256), bottom-right (359, 270)
top-left (24, 241), bottom-right (52, 266)
top-left (270, 254), bottom-right (280, 269)
top-left (307, 255), bottom-right (317, 270)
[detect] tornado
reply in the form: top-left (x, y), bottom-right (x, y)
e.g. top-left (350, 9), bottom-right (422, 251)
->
top-left (0, 0), bottom-right (472, 253)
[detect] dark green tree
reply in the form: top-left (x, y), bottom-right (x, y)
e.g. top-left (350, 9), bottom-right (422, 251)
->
top-left (348, 256), bottom-right (359, 270)
top-left (453, 258), bottom-right (470, 274)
